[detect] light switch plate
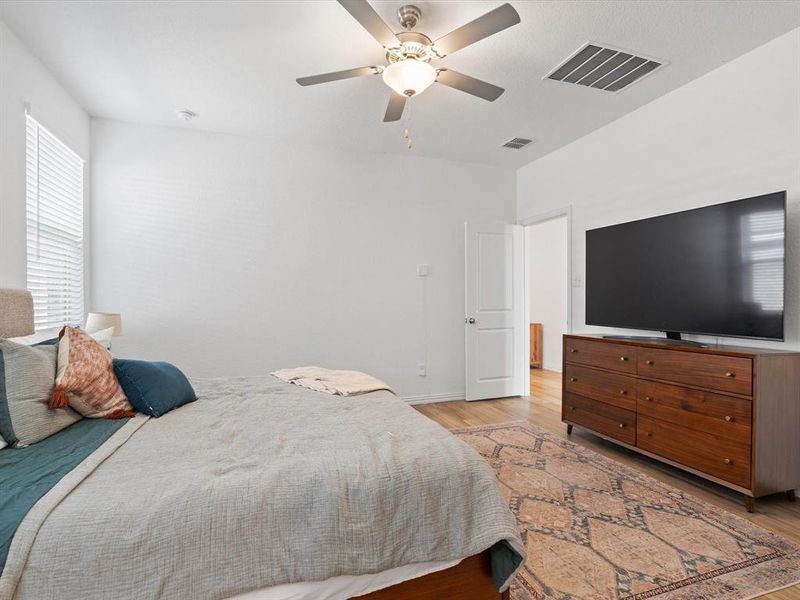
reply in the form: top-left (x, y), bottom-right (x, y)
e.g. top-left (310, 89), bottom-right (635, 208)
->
top-left (417, 264), bottom-right (429, 277)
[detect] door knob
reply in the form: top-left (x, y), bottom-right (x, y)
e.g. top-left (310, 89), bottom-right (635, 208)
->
top-left (465, 317), bottom-right (476, 324)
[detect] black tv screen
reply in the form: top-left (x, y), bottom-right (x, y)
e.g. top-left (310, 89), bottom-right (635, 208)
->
top-left (586, 191), bottom-right (786, 341)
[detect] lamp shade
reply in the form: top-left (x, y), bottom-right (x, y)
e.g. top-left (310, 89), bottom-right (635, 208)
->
top-left (85, 312), bottom-right (123, 336)
top-left (382, 60), bottom-right (436, 97)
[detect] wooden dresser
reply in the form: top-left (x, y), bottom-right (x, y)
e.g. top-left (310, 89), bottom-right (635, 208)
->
top-left (561, 334), bottom-right (800, 511)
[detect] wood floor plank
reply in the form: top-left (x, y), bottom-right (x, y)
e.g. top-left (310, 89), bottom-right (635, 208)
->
top-left (415, 368), bottom-right (800, 600)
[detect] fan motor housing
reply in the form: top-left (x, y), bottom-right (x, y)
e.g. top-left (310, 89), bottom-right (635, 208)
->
top-left (386, 31), bottom-right (434, 63)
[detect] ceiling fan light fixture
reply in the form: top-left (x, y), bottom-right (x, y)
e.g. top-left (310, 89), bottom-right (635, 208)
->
top-left (297, 0), bottom-right (521, 122)
top-left (382, 60), bottom-right (436, 97)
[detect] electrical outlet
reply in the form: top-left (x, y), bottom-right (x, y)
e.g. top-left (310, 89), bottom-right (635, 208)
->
top-left (417, 264), bottom-right (429, 277)
top-left (418, 365), bottom-right (427, 377)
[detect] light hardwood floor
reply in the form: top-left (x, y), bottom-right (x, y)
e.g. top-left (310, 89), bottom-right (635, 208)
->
top-left (415, 369), bottom-right (800, 600)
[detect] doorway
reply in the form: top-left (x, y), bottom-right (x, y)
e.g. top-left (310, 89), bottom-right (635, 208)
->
top-left (524, 214), bottom-right (570, 395)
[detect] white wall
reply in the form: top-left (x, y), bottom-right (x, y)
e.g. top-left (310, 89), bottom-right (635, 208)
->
top-left (0, 20), bottom-right (90, 288)
top-left (91, 119), bottom-right (516, 401)
top-left (526, 217), bottom-right (568, 371)
top-left (517, 28), bottom-right (800, 350)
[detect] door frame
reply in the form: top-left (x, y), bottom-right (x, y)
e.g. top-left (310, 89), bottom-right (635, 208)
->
top-left (519, 206), bottom-right (573, 394)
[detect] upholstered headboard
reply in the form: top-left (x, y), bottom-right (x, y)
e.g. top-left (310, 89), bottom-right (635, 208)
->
top-left (0, 289), bottom-right (34, 338)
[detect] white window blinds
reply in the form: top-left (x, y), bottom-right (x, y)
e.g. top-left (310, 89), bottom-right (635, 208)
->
top-left (25, 114), bottom-right (85, 331)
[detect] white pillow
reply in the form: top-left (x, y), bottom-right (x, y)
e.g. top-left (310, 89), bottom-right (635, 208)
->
top-left (0, 433), bottom-right (6, 450)
top-left (6, 327), bottom-right (62, 346)
top-left (6, 326), bottom-right (114, 349)
top-left (90, 327), bottom-right (115, 349)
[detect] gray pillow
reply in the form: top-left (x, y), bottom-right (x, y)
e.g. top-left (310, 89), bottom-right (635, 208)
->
top-left (0, 339), bottom-right (81, 447)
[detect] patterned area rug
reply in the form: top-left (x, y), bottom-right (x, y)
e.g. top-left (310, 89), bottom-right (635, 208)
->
top-left (452, 421), bottom-right (800, 600)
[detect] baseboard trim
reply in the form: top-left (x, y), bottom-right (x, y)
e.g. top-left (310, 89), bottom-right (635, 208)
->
top-left (402, 392), bottom-right (465, 405)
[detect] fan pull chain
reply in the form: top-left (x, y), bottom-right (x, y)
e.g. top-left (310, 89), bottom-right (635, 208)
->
top-left (402, 100), bottom-right (413, 150)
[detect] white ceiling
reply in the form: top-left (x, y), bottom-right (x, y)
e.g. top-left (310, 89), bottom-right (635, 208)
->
top-left (2, 1), bottom-right (799, 169)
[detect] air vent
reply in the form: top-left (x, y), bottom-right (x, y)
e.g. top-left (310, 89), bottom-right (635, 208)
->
top-left (502, 137), bottom-right (534, 150)
top-left (546, 42), bottom-right (664, 92)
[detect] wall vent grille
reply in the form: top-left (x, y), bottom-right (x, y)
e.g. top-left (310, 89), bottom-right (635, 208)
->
top-left (546, 42), bottom-right (664, 92)
top-left (501, 137), bottom-right (534, 150)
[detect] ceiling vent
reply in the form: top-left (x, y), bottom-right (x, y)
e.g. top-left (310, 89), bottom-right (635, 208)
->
top-left (545, 42), bottom-right (665, 92)
top-left (501, 137), bottom-right (534, 150)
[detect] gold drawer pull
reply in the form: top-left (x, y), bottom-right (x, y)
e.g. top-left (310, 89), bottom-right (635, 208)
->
top-left (725, 372), bottom-right (735, 378)
top-left (645, 360), bottom-right (654, 365)
top-left (569, 348), bottom-right (578, 353)
top-left (619, 356), bottom-right (628, 361)
top-left (619, 389), bottom-right (627, 395)
top-left (644, 396), bottom-right (653, 401)
top-left (569, 406), bottom-right (575, 411)
top-left (724, 415), bottom-right (732, 422)
top-left (569, 377), bottom-right (577, 382)
top-left (618, 423), bottom-right (625, 428)
top-left (724, 458), bottom-right (732, 465)
top-left (644, 432), bottom-right (652, 438)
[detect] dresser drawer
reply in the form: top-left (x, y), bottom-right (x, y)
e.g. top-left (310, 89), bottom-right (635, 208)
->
top-left (565, 364), bottom-right (636, 411)
top-left (564, 338), bottom-right (637, 374)
top-left (637, 348), bottom-right (752, 396)
top-left (637, 381), bottom-right (751, 445)
top-left (638, 416), bottom-right (751, 488)
top-left (563, 392), bottom-right (636, 445)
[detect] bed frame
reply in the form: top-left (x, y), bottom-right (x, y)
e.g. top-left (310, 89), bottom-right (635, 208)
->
top-left (0, 288), bottom-right (35, 338)
top-left (355, 551), bottom-right (509, 600)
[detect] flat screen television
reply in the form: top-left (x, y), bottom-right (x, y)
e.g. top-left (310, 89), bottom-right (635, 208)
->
top-left (585, 191), bottom-right (786, 341)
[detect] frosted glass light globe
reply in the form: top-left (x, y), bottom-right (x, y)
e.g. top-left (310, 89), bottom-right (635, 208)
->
top-left (382, 60), bottom-right (436, 97)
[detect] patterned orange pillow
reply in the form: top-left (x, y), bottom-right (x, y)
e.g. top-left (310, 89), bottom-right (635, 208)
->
top-left (49, 326), bottom-right (134, 419)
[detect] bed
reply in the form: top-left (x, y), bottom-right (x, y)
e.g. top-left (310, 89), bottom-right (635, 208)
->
top-left (0, 289), bottom-right (524, 600)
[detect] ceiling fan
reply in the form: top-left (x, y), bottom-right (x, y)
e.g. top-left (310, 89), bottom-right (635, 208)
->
top-left (296, 1), bottom-right (520, 122)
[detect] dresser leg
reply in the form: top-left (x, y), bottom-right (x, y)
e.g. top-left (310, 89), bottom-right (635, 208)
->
top-left (566, 424), bottom-right (573, 435)
top-left (787, 489), bottom-right (797, 502)
top-left (745, 496), bottom-right (755, 513)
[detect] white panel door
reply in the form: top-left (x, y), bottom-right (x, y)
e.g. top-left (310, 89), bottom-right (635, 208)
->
top-left (465, 222), bottom-right (525, 401)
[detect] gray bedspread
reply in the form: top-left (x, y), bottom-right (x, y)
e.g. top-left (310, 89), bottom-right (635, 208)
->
top-left (3, 377), bottom-right (523, 600)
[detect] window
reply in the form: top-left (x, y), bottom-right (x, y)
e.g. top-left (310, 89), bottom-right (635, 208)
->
top-left (25, 114), bottom-right (85, 330)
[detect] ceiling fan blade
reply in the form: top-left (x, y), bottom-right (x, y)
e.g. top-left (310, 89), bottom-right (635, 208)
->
top-left (433, 3), bottom-right (520, 57)
top-left (383, 92), bottom-right (407, 122)
top-left (436, 69), bottom-right (505, 101)
top-left (296, 66), bottom-right (378, 86)
top-left (337, 0), bottom-right (400, 48)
